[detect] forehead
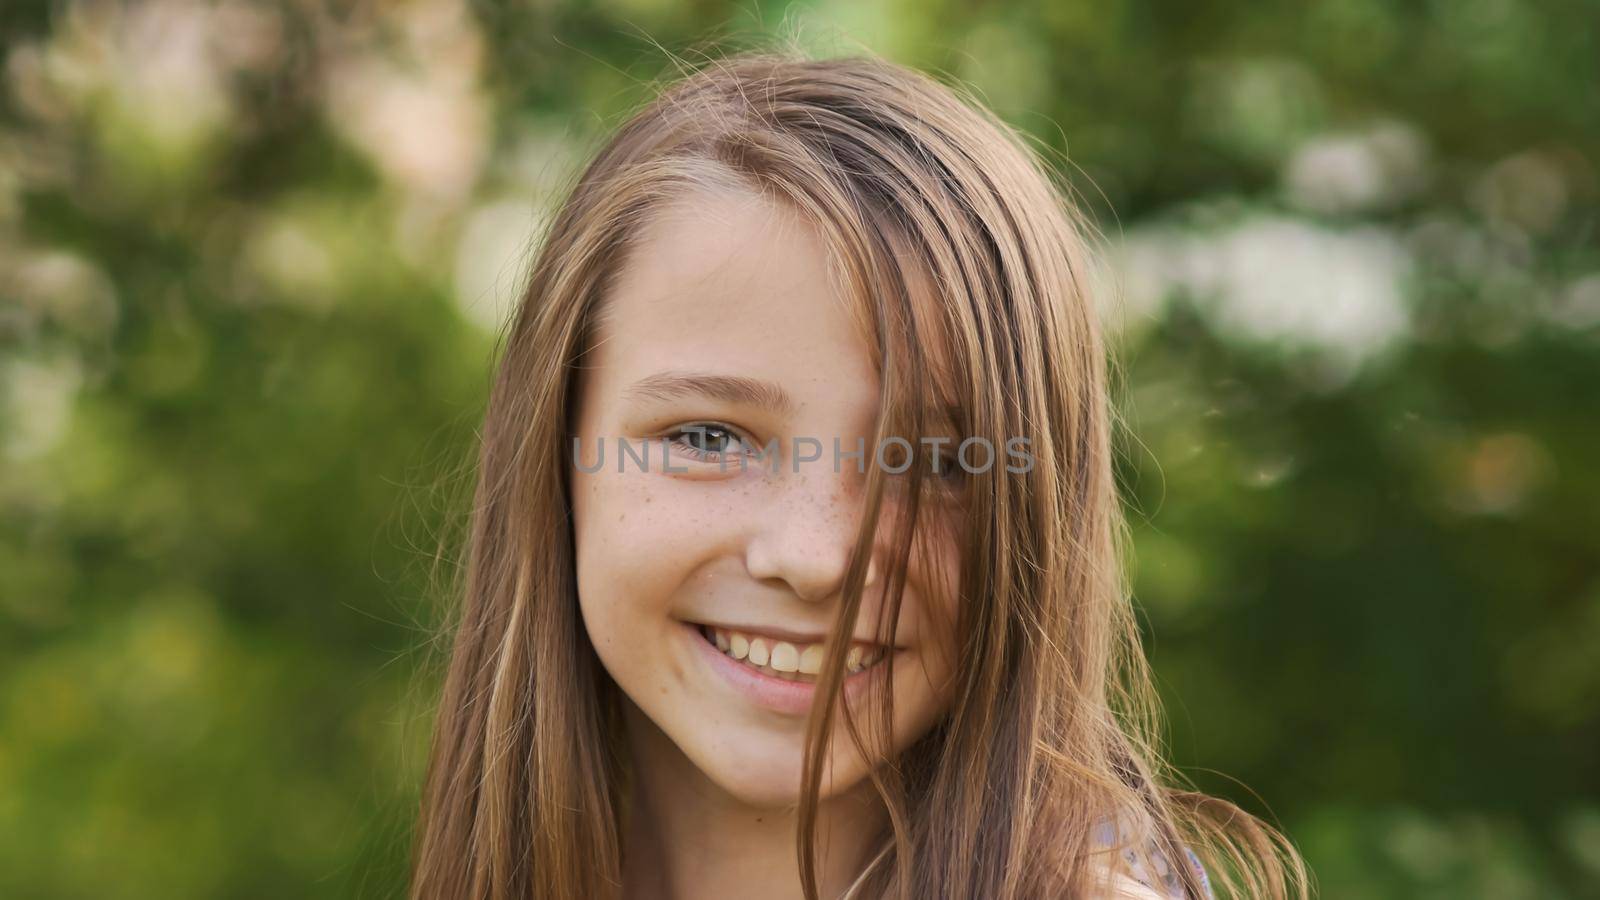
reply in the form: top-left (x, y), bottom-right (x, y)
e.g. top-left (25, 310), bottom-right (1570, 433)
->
top-left (590, 186), bottom-right (877, 404)
top-left (590, 183), bottom-right (963, 428)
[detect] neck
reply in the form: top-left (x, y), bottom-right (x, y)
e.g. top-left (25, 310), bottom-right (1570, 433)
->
top-left (619, 701), bottom-right (888, 900)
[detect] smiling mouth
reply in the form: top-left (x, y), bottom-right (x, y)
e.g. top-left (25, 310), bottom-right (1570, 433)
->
top-left (694, 624), bottom-right (888, 683)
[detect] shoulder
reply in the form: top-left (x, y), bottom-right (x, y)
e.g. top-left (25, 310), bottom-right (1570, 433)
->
top-left (1092, 866), bottom-right (1176, 900)
top-left (1090, 817), bottom-right (1214, 899)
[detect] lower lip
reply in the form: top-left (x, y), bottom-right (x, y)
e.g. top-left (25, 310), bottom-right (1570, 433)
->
top-left (683, 622), bottom-right (888, 717)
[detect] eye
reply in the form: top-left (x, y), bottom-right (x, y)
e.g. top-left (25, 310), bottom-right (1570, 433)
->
top-left (666, 423), bottom-right (754, 461)
top-left (882, 441), bottom-right (967, 495)
top-left (928, 452), bottom-right (964, 480)
top-left (921, 451), bottom-right (968, 493)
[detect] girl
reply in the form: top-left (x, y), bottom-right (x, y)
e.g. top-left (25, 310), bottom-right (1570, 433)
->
top-left (410, 50), bottom-right (1305, 899)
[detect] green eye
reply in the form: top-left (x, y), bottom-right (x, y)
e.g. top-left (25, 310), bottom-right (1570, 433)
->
top-left (884, 447), bottom-right (966, 494)
top-left (669, 424), bottom-right (748, 459)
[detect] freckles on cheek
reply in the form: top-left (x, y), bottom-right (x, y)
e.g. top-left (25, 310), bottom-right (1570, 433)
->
top-left (580, 473), bottom-right (743, 604)
top-left (591, 475), bottom-right (657, 537)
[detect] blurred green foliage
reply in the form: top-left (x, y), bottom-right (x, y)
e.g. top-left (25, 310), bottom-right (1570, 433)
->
top-left (1, 1), bottom-right (1596, 897)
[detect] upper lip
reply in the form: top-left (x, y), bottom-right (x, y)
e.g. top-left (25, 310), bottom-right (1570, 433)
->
top-left (688, 619), bottom-right (904, 650)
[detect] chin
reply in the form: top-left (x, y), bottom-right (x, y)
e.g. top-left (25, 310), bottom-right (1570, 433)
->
top-left (691, 739), bottom-right (868, 809)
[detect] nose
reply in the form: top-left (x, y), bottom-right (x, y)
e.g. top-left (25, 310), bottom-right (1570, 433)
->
top-left (743, 468), bottom-right (882, 603)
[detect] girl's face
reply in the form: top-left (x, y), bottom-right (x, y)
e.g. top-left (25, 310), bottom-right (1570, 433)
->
top-left (570, 186), bottom-right (963, 806)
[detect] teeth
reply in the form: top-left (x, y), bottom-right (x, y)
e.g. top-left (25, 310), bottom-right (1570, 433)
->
top-left (770, 641), bottom-right (799, 672)
top-left (702, 626), bottom-right (888, 682)
top-left (798, 645), bottom-right (824, 675)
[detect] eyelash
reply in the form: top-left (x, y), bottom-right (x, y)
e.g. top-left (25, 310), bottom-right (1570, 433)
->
top-left (664, 422), bottom-right (757, 462)
top-left (662, 424), bottom-right (969, 493)
top-left (927, 454), bottom-right (965, 480)
top-left (897, 449), bottom-right (967, 489)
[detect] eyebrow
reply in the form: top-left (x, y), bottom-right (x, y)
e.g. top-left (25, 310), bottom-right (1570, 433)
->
top-left (621, 369), bottom-right (966, 430)
top-left (622, 371), bottom-right (799, 416)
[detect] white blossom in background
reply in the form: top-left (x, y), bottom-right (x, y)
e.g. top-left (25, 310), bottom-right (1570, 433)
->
top-left (1550, 273), bottom-right (1600, 331)
top-left (496, 119), bottom-right (585, 206)
top-left (3, 352), bottom-right (84, 462)
top-left (112, 0), bottom-right (233, 147)
top-left (1184, 57), bottom-right (1326, 164)
top-left (1111, 213), bottom-right (1414, 378)
top-left (245, 212), bottom-right (337, 311)
top-left (450, 120), bottom-right (584, 332)
top-left (454, 200), bottom-right (544, 333)
top-left (1283, 120), bottom-right (1429, 215)
top-left (321, 0), bottom-right (488, 208)
top-left (4, 248), bottom-right (120, 341)
top-left (5, 0), bottom-right (234, 169)
top-left (1472, 149), bottom-right (1575, 237)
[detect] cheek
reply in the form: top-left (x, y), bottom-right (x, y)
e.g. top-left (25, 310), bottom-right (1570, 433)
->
top-left (571, 470), bottom-right (747, 646)
top-left (904, 517), bottom-right (966, 706)
top-left (906, 507), bottom-right (964, 629)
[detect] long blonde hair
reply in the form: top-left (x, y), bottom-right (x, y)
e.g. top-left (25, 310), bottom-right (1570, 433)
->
top-left (410, 48), bottom-right (1307, 900)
